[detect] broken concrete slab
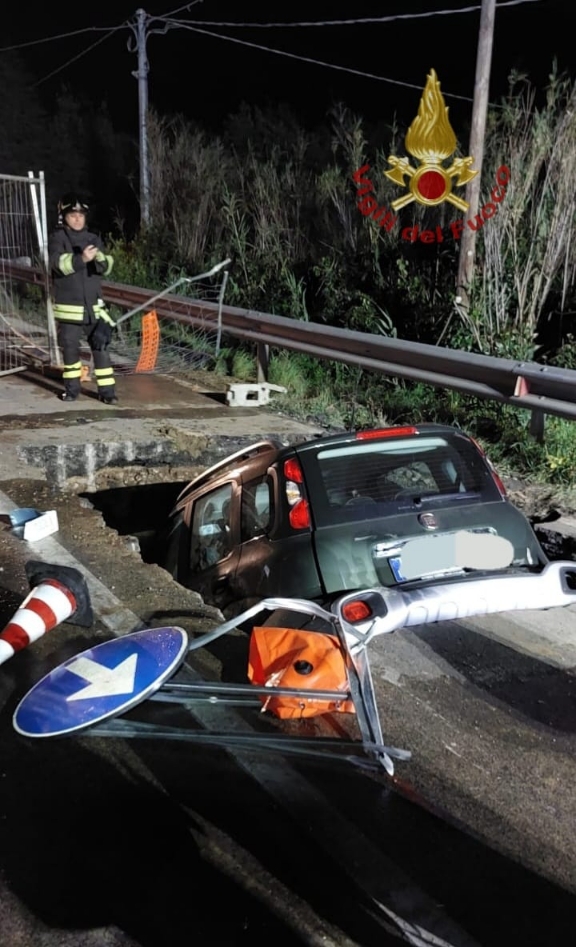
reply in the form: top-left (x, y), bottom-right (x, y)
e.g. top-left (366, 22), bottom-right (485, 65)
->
top-left (0, 372), bottom-right (324, 490)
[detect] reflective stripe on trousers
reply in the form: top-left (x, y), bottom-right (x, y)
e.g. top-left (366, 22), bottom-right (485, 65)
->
top-left (57, 321), bottom-right (116, 396)
top-left (94, 366), bottom-right (115, 389)
top-left (62, 360), bottom-right (82, 380)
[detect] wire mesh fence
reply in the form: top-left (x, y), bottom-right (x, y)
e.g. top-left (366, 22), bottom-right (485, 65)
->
top-left (0, 173), bottom-right (52, 375)
top-left (106, 260), bottom-right (231, 375)
top-left (0, 173), bottom-right (231, 380)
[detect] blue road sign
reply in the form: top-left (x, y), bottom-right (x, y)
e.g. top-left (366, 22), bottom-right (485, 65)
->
top-left (13, 626), bottom-right (188, 738)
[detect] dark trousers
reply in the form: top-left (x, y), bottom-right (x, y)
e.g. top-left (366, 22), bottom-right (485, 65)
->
top-left (57, 320), bottom-right (116, 397)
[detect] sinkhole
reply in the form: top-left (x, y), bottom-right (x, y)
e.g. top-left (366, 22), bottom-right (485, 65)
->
top-left (81, 479), bottom-right (189, 567)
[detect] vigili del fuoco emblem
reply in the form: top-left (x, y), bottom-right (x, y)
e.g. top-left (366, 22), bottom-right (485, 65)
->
top-left (385, 69), bottom-right (478, 212)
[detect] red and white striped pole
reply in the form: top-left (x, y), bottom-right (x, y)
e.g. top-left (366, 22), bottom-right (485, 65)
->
top-left (0, 562), bottom-right (93, 666)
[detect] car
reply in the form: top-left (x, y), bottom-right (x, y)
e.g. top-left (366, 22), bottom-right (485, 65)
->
top-left (157, 423), bottom-right (551, 617)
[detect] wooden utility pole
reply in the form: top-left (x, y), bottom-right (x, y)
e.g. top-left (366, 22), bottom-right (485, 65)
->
top-left (456, 0), bottom-right (497, 306)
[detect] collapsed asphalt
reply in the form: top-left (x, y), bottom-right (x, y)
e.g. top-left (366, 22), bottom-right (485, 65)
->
top-left (2, 368), bottom-right (576, 946)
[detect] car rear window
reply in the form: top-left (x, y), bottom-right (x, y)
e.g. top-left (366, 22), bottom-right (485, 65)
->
top-left (304, 434), bottom-right (499, 526)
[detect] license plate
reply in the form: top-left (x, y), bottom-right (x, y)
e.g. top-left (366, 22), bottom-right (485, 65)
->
top-left (387, 529), bottom-right (512, 583)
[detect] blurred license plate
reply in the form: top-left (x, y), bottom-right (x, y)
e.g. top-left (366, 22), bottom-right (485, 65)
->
top-left (389, 555), bottom-right (461, 583)
top-left (387, 528), bottom-right (512, 583)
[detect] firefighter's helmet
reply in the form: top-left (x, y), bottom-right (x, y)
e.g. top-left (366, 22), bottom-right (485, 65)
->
top-left (58, 193), bottom-right (90, 224)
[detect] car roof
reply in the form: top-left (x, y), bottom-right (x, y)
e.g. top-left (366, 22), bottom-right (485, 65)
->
top-left (175, 439), bottom-right (283, 505)
top-left (174, 425), bottom-right (480, 508)
top-left (290, 423), bottom-right (472, 455)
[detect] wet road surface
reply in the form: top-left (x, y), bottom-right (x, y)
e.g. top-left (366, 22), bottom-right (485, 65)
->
top-left (1, 485), bottom-right (576, 946)
top-left (2, 372), bottom-right (576, 945)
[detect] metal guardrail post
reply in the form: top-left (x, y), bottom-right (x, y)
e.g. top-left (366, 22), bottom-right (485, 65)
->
top-left (529, 410), bottom-right (546, 443)
top-left (257, 342), bottom-right (269, 383)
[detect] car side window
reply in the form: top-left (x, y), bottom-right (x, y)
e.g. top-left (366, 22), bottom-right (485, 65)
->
top-left (190, 483), bottom-right (233, 572)
top-left (241, 477), bottom-right (273, 542)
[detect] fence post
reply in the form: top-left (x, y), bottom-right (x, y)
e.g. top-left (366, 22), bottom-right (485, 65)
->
top-left (33, 171), bottom-right (60, 366)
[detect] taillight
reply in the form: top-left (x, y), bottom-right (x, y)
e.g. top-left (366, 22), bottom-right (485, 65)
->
top-left (285, 481), bottom-right (302, 505)
top-left (356, 427), bottom-right (418, 440)
top-left (284, 458), bottom-right (303, 482)
top-left (289, 498), bottom-right (311, 529)
top-left (341, 599), bottom-right (373, 622)
top-left (283, 458), bottom-right (310, 528)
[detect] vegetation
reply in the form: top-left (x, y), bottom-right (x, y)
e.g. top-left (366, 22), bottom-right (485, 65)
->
top-left (118, 71), bottom-right (575, 359)
top-left (457, 69), bottom-right (576, 360)
top-left (3, 51), bottom-right (575, 485)
top-left (119, 70), bottom-right (575, 484)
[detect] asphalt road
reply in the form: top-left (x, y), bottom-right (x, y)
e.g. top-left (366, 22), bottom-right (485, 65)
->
top-left (1, 372), bottom-right (576, 945)
top-left (0, 485), bottom-right (574, 946)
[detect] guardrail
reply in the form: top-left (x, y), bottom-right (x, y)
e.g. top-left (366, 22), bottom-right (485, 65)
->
top-left (7, 262), bottom-right (576, 432)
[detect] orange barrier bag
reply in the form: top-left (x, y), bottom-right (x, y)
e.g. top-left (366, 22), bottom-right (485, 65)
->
top-left (248, 626), bottom-right (355, 719)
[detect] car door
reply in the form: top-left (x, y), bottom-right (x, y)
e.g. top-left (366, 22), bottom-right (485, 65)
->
top-left (186, 481), bottom-right (242, 610)
top-left (235, 473), bottom-right (323, 604)
top-left (233, 475), bottom-right (277, 608)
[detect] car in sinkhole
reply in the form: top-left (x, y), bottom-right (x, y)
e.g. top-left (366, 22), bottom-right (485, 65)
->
top-left (156, 424), bottom-right (554, 618)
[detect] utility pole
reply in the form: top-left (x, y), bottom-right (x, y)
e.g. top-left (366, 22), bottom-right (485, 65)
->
top-left (129, 9), bottom-right (151, 228)
top-left (456, 0), bottom-right (497, 307)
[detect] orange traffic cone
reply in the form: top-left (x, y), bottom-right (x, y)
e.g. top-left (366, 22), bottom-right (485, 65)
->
top-left (0, 561), bottom-right (93, 666)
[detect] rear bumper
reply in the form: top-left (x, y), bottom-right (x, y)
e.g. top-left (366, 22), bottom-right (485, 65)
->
top-left (337, 561), bottom-right (576, 648)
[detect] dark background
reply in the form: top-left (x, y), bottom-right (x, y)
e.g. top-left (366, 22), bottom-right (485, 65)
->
top-left (2, 1), bottom-right (573, 234)
top-left (3, 0), bottom-right (574, 133)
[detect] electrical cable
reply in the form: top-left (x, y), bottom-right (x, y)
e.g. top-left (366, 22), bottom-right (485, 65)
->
top-left (0, 0), bottom-right (542, 53)
top-left (158, 21), bottom-right (476, 102)
top-left (154, 0), bottom-right (542, 29)
top-left (31, 25), bottom-right (128, 87)
top-left (0, 0), bottom-right (544, 103)
top-left (0, 24), bottom-right (126, 53)
top-left (154, 0), bottom-right (205, 20)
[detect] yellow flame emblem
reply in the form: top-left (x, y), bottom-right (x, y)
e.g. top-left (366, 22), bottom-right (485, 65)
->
top-left (385, 69), bottom-right (478, 211)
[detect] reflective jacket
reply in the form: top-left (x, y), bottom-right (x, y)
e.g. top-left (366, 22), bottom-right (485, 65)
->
top-left (48, 225), bottom-right (114, 324)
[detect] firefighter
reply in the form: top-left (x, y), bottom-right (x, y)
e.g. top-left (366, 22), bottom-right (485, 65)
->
top-left (48, 193), bottom-right (118, 403)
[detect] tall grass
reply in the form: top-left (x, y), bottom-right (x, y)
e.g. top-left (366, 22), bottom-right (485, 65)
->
top-left (457, 70), bottom-right (576, 354)
top-left (119, 83), bottom-right (576, 484)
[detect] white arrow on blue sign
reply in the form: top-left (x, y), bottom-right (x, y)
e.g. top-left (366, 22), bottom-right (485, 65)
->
top-left (13, 626), bottom-right (188, 738)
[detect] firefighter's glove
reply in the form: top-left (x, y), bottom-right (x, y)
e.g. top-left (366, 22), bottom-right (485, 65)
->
top-left (91, 318), bottom-right (113, 351)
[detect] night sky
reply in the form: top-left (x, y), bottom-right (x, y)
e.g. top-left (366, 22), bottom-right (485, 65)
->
top-left (3, 0), bottom-right (574, 134)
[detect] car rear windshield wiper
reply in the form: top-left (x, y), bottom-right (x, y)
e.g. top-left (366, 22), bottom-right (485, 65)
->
top-left (398, 490), bottom-right (481, 506)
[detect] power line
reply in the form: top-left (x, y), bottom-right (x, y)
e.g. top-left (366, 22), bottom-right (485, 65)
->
top-left (155, 0), bottom-right (204, 19)
top-left (158, 21), bottom-right (476, 102)
top-left (0, 0), bottom-right (541, 55)
top-left (156, 0), bottom-right (542, 29)
top-left (31, 25), bottom-right (128, 87)
top-left (0, 24), bottom-right (126, 53)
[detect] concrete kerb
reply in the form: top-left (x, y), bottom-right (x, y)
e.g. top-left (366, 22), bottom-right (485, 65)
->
top-left (2, 420), bottom-right (323, 492)
top-left (0, 369), bottom-right (328, 490)
top-left (0, 373), bottom-right (324, 489)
